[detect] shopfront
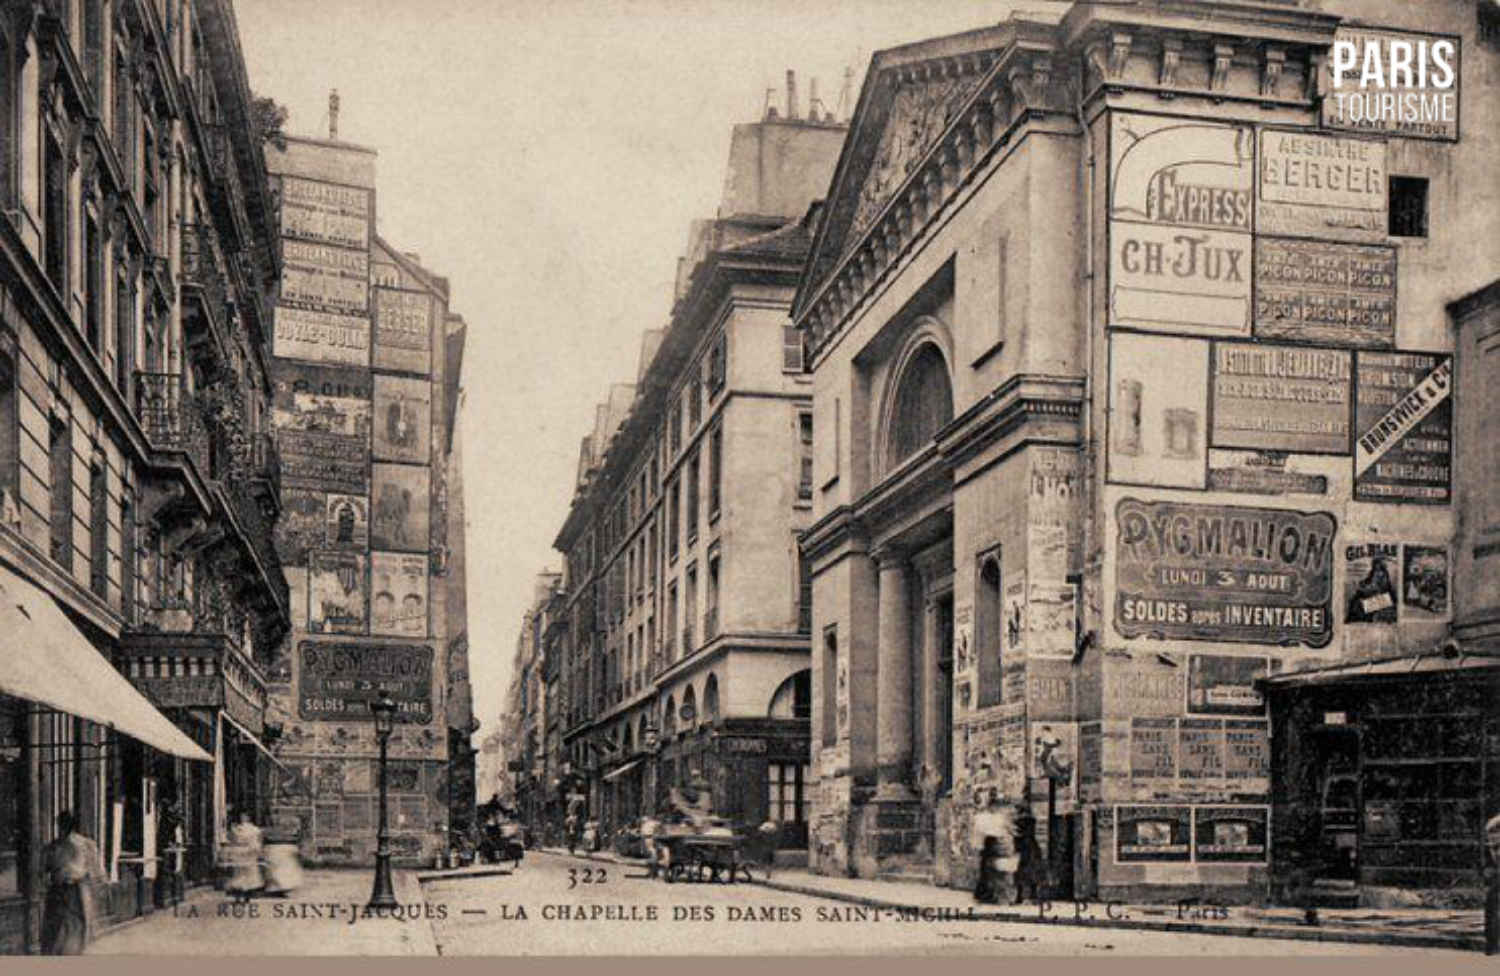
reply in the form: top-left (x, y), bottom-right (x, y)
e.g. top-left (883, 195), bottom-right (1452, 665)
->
top-left (1264, 652), bottom-right (1500, 904)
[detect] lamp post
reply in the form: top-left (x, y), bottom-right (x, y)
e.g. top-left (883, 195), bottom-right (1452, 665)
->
top-left (368, 691), bottom-right (399, 909)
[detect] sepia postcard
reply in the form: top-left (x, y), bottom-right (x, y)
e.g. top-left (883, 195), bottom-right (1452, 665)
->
top-left (0, 0), bottom-right (1495, 962)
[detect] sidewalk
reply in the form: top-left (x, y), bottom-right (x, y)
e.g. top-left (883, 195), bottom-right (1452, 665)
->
top-left (537, 846), bottom-right (1486, 952)
top-left (88, 868), bottom-right (439, 956)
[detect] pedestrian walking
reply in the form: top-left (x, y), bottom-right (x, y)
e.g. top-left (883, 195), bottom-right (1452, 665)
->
top-left (1012, 804), bottom-right (1040, 904)
top-left (224, 808), bottom-right (265, 902)
top-left (41, 811), bottom-right (102, 955)
top-left (970, 790), bottom-right (1015, 905)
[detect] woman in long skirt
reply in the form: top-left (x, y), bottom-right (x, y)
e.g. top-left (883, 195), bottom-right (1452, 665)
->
top-left (41, 811), bottom-right (101, 955)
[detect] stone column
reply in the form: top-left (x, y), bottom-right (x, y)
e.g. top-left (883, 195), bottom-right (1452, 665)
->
top-left (874, 548), bottom-right (914, 799)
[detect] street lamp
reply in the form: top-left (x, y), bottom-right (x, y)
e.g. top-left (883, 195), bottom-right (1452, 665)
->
top-left (368, 691), bottom-right (399, 909)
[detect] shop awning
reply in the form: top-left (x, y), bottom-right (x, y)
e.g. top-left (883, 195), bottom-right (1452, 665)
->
top-left (0, 563), bottom-right (212, 762)
top-left (220, 709), bottom-right (288, 771)
top-left (1259, 647), bottom-right (1500, 689)
top-left (602, 758), bottom-right (645, 783)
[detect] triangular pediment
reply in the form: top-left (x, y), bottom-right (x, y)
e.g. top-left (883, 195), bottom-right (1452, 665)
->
top-left (797, 11), bottom-right (1071, 320)
top-left (800, 25), bottom-right (1023, 310)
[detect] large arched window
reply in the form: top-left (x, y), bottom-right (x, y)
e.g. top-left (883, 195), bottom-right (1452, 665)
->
top-left (681, 685), bottom-right (697, 729)
top-left (663, 695), bottom-right (677, 737)
top-left (768, 669), bottom-right (812, 719)
top-left (883, 342), bottom-right (953, 472)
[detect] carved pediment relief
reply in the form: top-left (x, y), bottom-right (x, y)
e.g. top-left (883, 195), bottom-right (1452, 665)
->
top-left (847, 63), bottom-right (983, 251)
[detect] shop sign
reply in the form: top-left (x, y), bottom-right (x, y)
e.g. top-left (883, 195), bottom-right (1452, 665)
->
top-left (1321, 27), bottom-right (1460, 141)
top-left (1186, 654), bottom-right (1268, 716)
top-left (1256, 131), bottom-right (1387, 242)
top-left (374, 288), bottom-right (432, 375)
top-left (723, 737), bottom-right (766, 754)
top-left (1254, 238), bottom-right (1396, 348)
top-left (297, 641), bottom-right (434, 724)
top-left (273, 305), bottom-right (370, 367)
top-left (1193, 805), bottom-right (1269, 863)
top-left (1210, 343), bottom-right (1351, 454)
top-left (1114, 498), bottom-right (1336, 648)
top-left (1115, 804), bottom-right (1192, 862)
top-left (1109, 114), bottom-right (1253, 338)
top-left (1354, 351), bottom-right (1452, 504)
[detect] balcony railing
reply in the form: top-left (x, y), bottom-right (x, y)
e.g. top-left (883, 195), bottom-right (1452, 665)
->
top-left (136, 372), bottom-right (212, 478)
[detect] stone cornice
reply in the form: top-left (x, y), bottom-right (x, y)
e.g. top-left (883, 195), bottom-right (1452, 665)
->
top-left (937, 373), bottom-right (1086, 473)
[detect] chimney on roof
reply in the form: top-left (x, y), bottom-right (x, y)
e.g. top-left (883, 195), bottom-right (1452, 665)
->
top-left (764, 86), bottom-right (779, 120)
top-left (809, 78), bottom-right (821, 121)
top-left (329, 89), bottom-right (340, 140)
top-left (786, 69), bottom-right (799, 121)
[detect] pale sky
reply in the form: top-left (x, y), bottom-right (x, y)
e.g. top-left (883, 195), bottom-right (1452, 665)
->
top-left (234, 0), bottom-right (1034, 774)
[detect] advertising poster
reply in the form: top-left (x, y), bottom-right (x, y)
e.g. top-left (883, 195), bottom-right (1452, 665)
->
top-left (1186, 654), bottom-right (1268, 716)
top-left (1114, 498), bottom-right (1336, 647)
top-left (1028, 582), bottom-right (1077, 658)
top-left (1354, 351), bottom-right (1453, 504)
top-left (1130, 717), bottom-right (1177, 794)
top-left (272, 363), bottom-right (372, 494)
top-left (1115, 804), bottom-right (1192, 863)
top-left (280, 262), bottom-right (370, 317)
top-left (1320, 27), bottom-right (1460, 141)
top-left (1193, 806), bottom-right (1269, 863)
top-left (279, 175), bottom-right (372, 249)
top-left (1210, 343), bottom-right (1351, 454)
top-left (325, 494), bottom-right (369, 549)
top-left (1032, 722), bottom-right (1077, 811)
top-left (1028, 448), bottom-right (1079, 580)
top-left (371, 551), bottom-right (429, 637)
top-left (273, 305), bottom-right (370, 367)
top-left (1343, 541), bottom-right (1401, 624)
top-left (1254, 238), bottom-right (1396, 348)
top-left (1177, 718), bottom-right (1225, 788)
top-left (373, 374), bottom-right (433, 464)
top-left (374, 288), bottom-right (433, 374)
top-left (297, 641), bottom-right (434, 724)
top-left (1109, 333), bottom-right (1208, 487)
top-left (1104, 659), bottom-right (1187, 719)
top-left (274, 488), bottom-right (326, 566)
top-left (1108, 113), bottom-right (1253, 338)
top-left (1256, 130), bottom-right (1388, 243)
top-left (1003, 572), bottom-right (1026, 658)
top-left (952, 601), bottom-right (973, 674)
top-left (1224, 719), bottom-right (1270, 795)
top-left (1401, 544), bottom-right (1449, 620)
top-left (371, 463), bottom-right (431, 552)
top-left (1078, 722), bottom-right (1103, 803)
top-left (307, 551), bottom-right (368, 635)
top-left (1207, 449), bottom-right (1330, 496)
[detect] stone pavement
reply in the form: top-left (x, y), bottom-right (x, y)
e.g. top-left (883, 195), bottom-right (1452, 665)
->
top-left (540, 846), bottom-right (1486, 953)
top-left (87, 868), bottom-right (439, 956)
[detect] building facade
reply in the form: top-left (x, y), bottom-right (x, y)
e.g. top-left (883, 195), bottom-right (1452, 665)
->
top-left (261, 133), bottom-right (470, 868)
top-left (797, 0), bottom-right (1497, 905)
top-left (504, 570), bottom-right (562, 838)
top-left (549, 89), bottom-right (843, 849)
top-left (0, 0), bottom-right (289, 952)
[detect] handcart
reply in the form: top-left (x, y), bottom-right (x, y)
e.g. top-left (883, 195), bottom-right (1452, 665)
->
top-left (656, 832), bottom-right (747, 884)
